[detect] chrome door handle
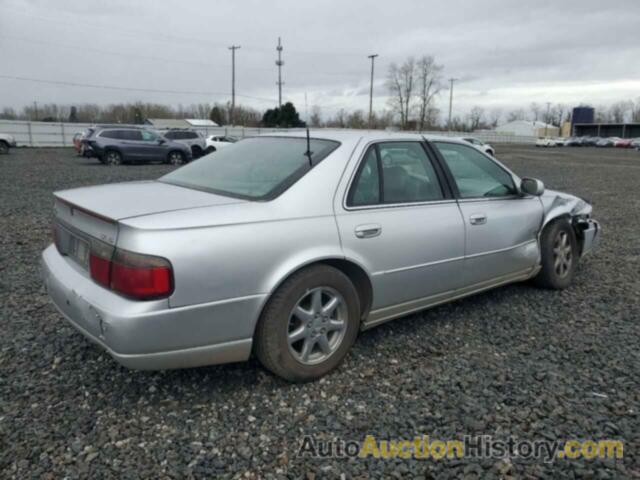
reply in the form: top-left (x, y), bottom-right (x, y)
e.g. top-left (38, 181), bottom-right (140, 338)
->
top-left (355, 224), bottom-right (382, 238)
top-left (469, 214), bottom-right (487, 225)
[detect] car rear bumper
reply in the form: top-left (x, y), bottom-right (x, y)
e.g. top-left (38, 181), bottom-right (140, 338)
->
top-left (41, 245), bottom-right (262, 370)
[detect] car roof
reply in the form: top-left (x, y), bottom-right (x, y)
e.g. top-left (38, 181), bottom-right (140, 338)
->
top-left (260, 129), bottom-right (468, 145)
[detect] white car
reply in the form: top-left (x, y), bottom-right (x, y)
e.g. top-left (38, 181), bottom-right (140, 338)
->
top-left (205, 135), bottom-right (238, 153)
top-left (0, 133), bottom-right (17, 154)
top-left (537, 137), bottom-right (565, 147)
top-left (461, 137), bottom-right (495, 156)
top-left (536, 137), bottom-right (555, 147)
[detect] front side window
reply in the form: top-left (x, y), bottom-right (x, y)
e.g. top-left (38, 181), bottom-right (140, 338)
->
top-left (160, 137), bottom-right (340, 200)
top-left (348, 142), bottom-right (444, 206)
top-left (433, 142), bottom-right (516, 198)
top-left (164, 131), bottom-right (177, 139)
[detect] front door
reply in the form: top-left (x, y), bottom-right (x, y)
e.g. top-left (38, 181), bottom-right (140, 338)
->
top-left (431, 141), bottom-right (543, 286)
top-left (336, 141), bottom-right (466, 317)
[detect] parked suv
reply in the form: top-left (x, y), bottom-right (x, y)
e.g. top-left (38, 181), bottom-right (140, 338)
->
top-left (86, 127), bottom-right (192, 165)
top-left (0, 133), bottom-right (17, 154)
top-left (161, 129), bottom-right (207, 158)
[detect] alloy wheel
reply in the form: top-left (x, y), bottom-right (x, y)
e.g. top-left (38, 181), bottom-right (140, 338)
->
top-left (169, 152), bottom-right (183, 165)
top-left (287, 287), bottom-right (348, 365)
top-left (105, 151), bottom-right (121, 165)
top-left (553, 231), bottom-right (573, 277)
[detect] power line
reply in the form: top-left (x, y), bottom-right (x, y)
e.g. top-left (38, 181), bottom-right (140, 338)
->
top-left (0, 74), bottom-right (277, 103)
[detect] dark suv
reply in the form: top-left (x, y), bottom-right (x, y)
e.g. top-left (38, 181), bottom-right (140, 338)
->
top-left (86, 127), bottom-right (192, 165)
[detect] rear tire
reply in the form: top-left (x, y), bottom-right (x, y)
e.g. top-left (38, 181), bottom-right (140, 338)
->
top-left (0, 141), bottom-right (9, 154)
top-left (104, 150), bottom-right (122, 165)
top-left (534, 219), bottom-right (578, 289)
top-left (191, 146), bottom-right (202, 158)
top-left (254, 265), bottom-right (361, 382)
top-left (205, 146), bottom-right (216, 154)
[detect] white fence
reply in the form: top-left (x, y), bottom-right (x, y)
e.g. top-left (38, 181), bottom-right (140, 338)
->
top-left (0, 119), bottom-right (537, 147)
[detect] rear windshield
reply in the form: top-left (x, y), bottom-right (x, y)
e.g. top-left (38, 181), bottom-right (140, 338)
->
top-left (159, 137), bottom-right (340, 200)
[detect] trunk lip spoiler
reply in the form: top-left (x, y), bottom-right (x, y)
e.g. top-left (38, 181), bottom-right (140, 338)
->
top-left (55, 195), bottom-right (117, 224)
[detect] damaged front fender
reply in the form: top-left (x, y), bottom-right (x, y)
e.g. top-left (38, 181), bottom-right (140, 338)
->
top-left (540, 189), bottom-right (600, 256)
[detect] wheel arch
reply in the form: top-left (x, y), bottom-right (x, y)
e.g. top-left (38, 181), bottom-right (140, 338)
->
top-left (256, 256), bottom-right (374, 330)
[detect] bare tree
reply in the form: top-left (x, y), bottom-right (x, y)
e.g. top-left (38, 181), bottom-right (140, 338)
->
top-left (414, 55), bottom-right (443, 131)
top-left (609, 101), bottom-right (632, 123)
top-left (346, 110), bottom-right (367, 129)
top-left (467, 106), bottom-right (485, 131)
top-left (309, 106), bottom-right (322, 127)
top-left (506, 108), bottom-right (526, 122)
top-left (386, 57), bottom-right (415, 129)
top-left (530, 102), bottom-right (541, 122)
top-left (632, 98), bottom-right (640, 123)
top-left (552, 103), bottom-right (566, 127)
top-left (488, 108), bottom-right (502, 128)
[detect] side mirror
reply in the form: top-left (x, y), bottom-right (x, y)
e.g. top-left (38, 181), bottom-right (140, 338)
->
top-left (158, 138), bottom-right (166, 145)
top-left (520, 177), bottom-right (544, 196)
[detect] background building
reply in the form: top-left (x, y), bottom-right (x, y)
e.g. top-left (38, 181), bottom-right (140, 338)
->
top-left (145, 118), bottom-right (218, 129)
top-left (574, 122), bottom-right (640, 138)
top-left (495, 120), bottom-right (559, 137)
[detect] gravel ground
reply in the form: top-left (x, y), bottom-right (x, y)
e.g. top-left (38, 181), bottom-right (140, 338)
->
top-left (1, 146), bottom-right (639, 479)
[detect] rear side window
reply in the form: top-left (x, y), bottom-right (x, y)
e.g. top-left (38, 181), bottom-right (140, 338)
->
top-left (433, 142), bottom-right (516, 198)
top-left (348, 142), bottom-right (444, 207)
top-left (349, 147), bottom-right (380, 206)
top-left (124, 130), bottom-right (142, 140)
top-left (99, 130), bottom-right (122, 139)
top-left (184, 132), bottom-right (198, 139)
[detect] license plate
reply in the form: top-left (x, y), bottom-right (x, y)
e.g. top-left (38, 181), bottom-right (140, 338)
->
top-left (68, 235), bottom-right (90, 268)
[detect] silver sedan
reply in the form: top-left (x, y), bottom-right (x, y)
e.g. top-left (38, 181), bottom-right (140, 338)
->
top-left (41, 132), bottom-right (600, 381)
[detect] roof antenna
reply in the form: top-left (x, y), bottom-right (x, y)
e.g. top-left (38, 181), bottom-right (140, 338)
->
top-left (304, 127), bottom-right (313, 167)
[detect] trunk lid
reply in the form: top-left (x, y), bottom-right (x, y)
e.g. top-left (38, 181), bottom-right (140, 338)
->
top-left (54, 181), bottom-right (244, 223)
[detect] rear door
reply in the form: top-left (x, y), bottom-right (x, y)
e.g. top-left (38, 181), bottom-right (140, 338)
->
top-left (137, 130), bottom-right (166, 162)
top-left (431, 141), bottom-right (543, 286)
top-left (336, 141), bottom-right (466, 317)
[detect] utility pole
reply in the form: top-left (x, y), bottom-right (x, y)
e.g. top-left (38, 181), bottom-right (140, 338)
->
top-left (33, 101), bottom-right (39, 121)
top-left (447, 78), bottom-right (457, 132)
top-left (275, 37), bottom-right (284, 108)
top-left (367, 54), bottom-right (378, 129)
top-left (228, 45), bottom-right (241, 125)
top-left (544, 101), bottom-right (551, 137)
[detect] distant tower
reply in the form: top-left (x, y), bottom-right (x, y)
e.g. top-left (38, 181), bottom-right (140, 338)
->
top-left (275, 37), bottom-right (284, 107)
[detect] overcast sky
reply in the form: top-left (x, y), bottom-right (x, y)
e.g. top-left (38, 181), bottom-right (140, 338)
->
top-left (1, 0), bottom-right (639, 121)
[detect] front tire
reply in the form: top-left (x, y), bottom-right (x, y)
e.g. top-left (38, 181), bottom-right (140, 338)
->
top-left (167, 151), bottom-right (185, 165)
top-left (191, 146), bottom-right (202, 158)
top-left (254, 265), bottom-right (361, 382)
top-left (0, 141), bottom-right (9, 154)
top-left (534, 219), bottom-right (578, 289)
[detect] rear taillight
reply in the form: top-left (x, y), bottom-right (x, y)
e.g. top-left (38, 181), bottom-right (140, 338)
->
top-left (110, 250), bottom-right (173, 300)
top-left (88, 239), bottom-right (173, 300)
top-left (89, 238), bottom-right (113, 288)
